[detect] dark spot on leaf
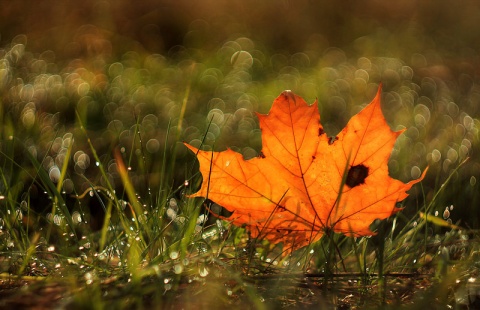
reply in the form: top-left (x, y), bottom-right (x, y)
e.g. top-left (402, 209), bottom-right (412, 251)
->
top-left (346, 164), bottom-right (369, 188)
top-left (328, 136), bottom-right (338, 144)
top-left (312, 155), bottom-right (316, 160)
top-left (318, 128), bottom-right (324, 136)
top-left (258, 151), bottom-right (266, 158)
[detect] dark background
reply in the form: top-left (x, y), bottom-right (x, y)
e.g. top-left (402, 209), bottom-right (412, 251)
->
top-left (2, 0), bottom-right (480, 64)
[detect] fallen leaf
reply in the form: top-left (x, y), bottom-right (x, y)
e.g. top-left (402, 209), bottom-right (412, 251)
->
top-left (186, 85), bottom-right (426, 250)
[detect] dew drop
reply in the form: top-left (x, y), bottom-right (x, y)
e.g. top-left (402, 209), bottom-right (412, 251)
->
top-left (84, 272), bottom-right (93, 285)
top-left (199, 266), bottom-right (209, 277)
top-left (174, 264), bottom-right (183, 274)
top-left (443, 207), bottom-right (450, 219)
top-left (169, 251), bottom-right (179, 260)
top-left (197, 214), bottom-right (206, 224)
top-left (166, 208), bottom-right (177, 219)
top-left (169, 198), bottom-right (177, 209)
top-left (15, 209), bottom-right (23, 221)
top-left (72, 211), bottom-right (82, 223)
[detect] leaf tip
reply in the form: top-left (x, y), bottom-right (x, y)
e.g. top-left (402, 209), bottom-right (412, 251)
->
top-left (183, 142), bottom-right (200, 154)
top-left (280, 90), bottom-right (297, 105)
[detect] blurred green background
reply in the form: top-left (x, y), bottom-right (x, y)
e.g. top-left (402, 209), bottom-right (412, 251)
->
top-left (1, 0), bottom-right (479, 227)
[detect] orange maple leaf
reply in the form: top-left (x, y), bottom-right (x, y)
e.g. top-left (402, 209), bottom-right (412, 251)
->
top-left (185, 85), bottom-right (426, 250)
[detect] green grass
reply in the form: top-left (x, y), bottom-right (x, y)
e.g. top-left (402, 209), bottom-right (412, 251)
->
top-left (0, 35), bottom-right (479, 309)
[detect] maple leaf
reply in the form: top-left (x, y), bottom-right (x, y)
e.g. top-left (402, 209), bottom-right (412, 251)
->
top-left (185, 85), bottom-right (426, 250)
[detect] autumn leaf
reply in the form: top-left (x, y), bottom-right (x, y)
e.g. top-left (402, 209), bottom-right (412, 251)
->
top-left (185, 85), bottom-right (426, 250)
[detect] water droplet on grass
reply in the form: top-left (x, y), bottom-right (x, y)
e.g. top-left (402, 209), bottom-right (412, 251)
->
top-left (166, 208), bottom-right (177, 219)
top-left (84, 272), bottom-right (93, 285)
top-left (199, 267), bottom-right (209, 277)
top-left (174, 264), bottom-right (183, 274)
top-left (443, 207), bottom-right (450, 219)
top-left (15, 209), bottom-right (23, 221)
top-left (170, 251), bottom-right (179, 260)
top-left (196, 214), bottom-right (206, 224)
top-left (72, 211), bottom-right (82, 223)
